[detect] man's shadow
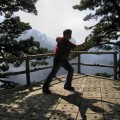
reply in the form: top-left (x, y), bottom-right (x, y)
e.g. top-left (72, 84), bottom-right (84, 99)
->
top-left (52, 90), bottom-right (106, 120)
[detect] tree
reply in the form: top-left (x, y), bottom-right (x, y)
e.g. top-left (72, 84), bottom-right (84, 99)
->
top-left (0, 0), bottom-right (49, 71)
top-left (0, 0), bottom-right (38, 15)
top-left (73, 0), bottom-right (120, 50)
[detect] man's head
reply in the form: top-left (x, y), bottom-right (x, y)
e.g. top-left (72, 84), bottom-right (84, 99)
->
top-left (63, 29), bottom-right (72, 40)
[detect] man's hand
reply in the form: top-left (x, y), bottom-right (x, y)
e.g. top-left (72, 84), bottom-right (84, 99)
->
top-left (74, 41), bottom-right (86, 51)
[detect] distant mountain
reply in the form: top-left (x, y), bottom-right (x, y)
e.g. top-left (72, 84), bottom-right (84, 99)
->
top-left (18, 29), bottom-right (77, 50)
top-left (18, 29), bottom-right (56, 50)
top-left (70, 38), bottom-right (76, 44)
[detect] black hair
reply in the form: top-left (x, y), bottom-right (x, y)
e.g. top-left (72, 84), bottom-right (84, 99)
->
top-left (63, 29), bottom-right (72, 36)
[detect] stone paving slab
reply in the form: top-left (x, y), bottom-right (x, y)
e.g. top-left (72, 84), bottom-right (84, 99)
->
top-left (55, 103), bottom-right (78, 113)
top-left (101, 93), bottom-right (120, 98)
top-left (101, 98), bottom-right (120, 104)
top-left (103, 114), bottom-right (120, 120)
top-left (79, 97), bottom-right (103, 114)
top-left (83, 92), bottom-right (102, 98)
top-left (49, 111), bottom-right (78, 120)
top-left (101, 87), bottom-right (119, 93)
top-left (84, 114), bottom-right (104, 120)
top-left (83, 87), bottom-right (101, 92)
top-left (23, 108), bottom-right (52, 119)
top-left (0, 74), bottom-right (120, 120)
top-left (102, 102), bottom-right (120, 114)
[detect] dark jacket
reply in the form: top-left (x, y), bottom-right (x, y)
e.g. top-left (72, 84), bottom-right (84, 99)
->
top-left (54, 37), bottom-right (76, 59)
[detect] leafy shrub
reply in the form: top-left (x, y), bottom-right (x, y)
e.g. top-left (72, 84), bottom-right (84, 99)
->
top-left (95, 72), bottom-right (111, 77)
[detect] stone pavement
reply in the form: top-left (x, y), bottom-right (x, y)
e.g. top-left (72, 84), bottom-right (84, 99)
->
top-left (0, 73), bottom-right (120, 120)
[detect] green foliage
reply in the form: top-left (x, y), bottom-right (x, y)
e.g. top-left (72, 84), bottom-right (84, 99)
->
top-left (31, 60), bottom-right (48, 67)
top-left (101, 45), bottom-right (112, 50)
top-left (73, 0), bottom-right (120, 50)
top-left (0, 0), bottom-right (49, 72)
top-left (0, 63), bottom-right (9, 71)
top-left (12, 60), bottom-right (23, 68)
top-left (0, 0), bottom-right (38, 16)
top-left (95, 72), bottom-right (111, 78)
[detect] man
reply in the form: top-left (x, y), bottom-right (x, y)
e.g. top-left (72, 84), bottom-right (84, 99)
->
top-left (42, 29), bottom-right (84, 94)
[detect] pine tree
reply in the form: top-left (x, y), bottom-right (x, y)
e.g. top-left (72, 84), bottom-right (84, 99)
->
top-left (73, 0), bottom-right (120, 50)
top-left (0, 0), bottom-right (49, 71)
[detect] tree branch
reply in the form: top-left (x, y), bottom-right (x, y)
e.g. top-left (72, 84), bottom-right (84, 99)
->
top-left (97, 42), bottom-right (118, 46)
top-left (109, 0), bottom-right (120, 27)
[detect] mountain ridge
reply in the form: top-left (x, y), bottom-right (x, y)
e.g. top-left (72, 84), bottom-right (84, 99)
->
top-left (18, 29), bottom-right (56, 50)
top-left (18, 29), bottom-right (77, 50)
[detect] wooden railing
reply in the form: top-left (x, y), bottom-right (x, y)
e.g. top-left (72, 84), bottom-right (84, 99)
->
top-left (0, 51), bottom-right (119, 85)
top-left (71, 51), bottom-right (118, 80)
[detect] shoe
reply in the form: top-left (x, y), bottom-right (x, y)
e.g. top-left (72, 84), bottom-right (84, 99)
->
top-left (42, 84), bottom-right (51, 94)
top-left (64, 86), bottom-right (74, 91)
top-left (42, 89), bottom-right (51, 94)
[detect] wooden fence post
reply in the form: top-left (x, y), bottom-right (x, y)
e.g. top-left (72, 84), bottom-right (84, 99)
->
top-left (118, 54), bottom-right (120, 78)
top-left (113, 52), bottom-right (117, 80)
top-left (78, 51), bottom-right (81, 74)
top-left (26, 56), bottom-right (31, 85)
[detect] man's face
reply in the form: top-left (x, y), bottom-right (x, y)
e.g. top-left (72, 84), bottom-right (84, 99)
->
top-left (64, 34), bottom-right (72, 40)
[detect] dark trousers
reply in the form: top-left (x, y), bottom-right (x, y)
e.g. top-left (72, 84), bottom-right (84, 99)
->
top-left (43, 56), bottom-right (74, 89)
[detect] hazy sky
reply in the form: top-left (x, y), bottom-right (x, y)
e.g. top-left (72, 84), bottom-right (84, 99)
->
top-left (15, 0), bottom-right (94, 44)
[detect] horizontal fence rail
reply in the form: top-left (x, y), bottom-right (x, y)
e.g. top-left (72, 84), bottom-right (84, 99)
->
top-left (71, 62), bottom-right (114, 68)
top-left (0, 51), bottom-right (119, 85)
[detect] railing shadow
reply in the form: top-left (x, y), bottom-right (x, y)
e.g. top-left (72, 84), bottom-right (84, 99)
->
top-left (0, 84), bottom-right (77, 119)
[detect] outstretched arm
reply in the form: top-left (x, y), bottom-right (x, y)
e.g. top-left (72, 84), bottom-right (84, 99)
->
top-left (77, 37), bottom-right (88, 48)
top-left (77, 42), bottom-right (85, 48)
top-left (72, 40), bottom-right (87, 51)
top-left (74, 37), bottom-right (88, 50)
